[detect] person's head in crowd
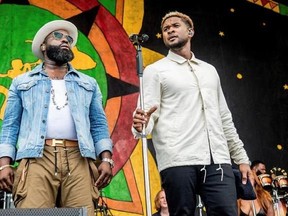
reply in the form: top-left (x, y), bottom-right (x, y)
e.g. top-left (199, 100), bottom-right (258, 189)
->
top-left (251, 160), bottom-right (266, 176)
top-left (154, 189), bottom-right (168, 212)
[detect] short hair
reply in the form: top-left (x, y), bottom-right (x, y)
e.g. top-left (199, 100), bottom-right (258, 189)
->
top-left (161, 11), bottom-right (194, 30)
top-left (251, 160), bottom-right (265, 169)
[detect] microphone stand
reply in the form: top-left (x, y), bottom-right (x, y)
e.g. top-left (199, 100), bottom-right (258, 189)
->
top-left (197, 195), bottom-right (203, 216)
top-left (131, 37), bottom-right (152, 216)
top-left (196, 195), bottom-right (203, 216)
top-left (273, 188), bottom-right (281, 216)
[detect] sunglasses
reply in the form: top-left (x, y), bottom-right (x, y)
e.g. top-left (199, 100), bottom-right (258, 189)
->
top-left (50, 31), bottom-right (74, 44)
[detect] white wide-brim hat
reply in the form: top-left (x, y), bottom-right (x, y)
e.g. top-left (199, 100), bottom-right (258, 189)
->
top-left (32, 20), bottom-right (78, 60)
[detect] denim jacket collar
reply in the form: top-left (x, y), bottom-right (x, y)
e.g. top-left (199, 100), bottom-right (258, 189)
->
top-left (30, 63), bottom-right (81, 78)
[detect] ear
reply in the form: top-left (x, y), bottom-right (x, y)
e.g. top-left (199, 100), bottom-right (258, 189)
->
top-left (188, 29), bottom-right (194, 37)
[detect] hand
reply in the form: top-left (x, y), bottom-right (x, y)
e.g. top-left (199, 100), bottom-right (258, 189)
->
top-left (95, 162), bottom-right (113, 189)
top-left (132, 106), bottom-right (157, 132)
top-left (239, 163), bottom-right (254, 186)
top-left (0, 167), bottom-right (14, 192)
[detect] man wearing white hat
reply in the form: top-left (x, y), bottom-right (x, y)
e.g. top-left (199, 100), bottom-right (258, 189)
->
top-left (0, 20), bottom-right (114, 216)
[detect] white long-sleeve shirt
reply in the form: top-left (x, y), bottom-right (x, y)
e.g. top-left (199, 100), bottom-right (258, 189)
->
top-left (132, 50), bottom-right (250, 172)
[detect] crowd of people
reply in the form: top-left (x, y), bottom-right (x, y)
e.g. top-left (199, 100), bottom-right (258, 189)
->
top-left (237, 161), bottom-right (275, 216)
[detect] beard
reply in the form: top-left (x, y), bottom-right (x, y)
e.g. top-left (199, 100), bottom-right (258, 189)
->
top-left (46, 45), bottom-right (74, 64)
top-left (256, 170), bottom-right (263, 176)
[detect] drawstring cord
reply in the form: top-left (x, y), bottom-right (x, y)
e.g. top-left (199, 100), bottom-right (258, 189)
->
top-left (200, 164), bottom-right (224, 183)
top-left (53, 147), bottom-right (59, 176)
top-left (216, 164), bottom-right (224, 181)
top-left (200, 165), bottom-right (207, 183)
top-left (64, 147), bottom-right (71, 176)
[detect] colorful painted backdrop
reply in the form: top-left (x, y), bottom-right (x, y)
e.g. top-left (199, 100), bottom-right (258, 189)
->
top-left (0, 0), bottom-right (288, 215)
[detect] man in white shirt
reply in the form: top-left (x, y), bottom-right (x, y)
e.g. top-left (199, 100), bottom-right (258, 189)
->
top-left (132, 11), bottom-right (253, 215)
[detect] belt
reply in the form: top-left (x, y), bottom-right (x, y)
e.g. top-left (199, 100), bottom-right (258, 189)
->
top-left (45, 139), bottom-right (78, 147)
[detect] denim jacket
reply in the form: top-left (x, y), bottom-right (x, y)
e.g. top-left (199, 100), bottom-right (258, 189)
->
top-left (0, 64), bottom-right (113, 161)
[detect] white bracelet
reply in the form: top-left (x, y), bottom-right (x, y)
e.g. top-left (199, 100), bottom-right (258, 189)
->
top-left (0, 164), bottom-right (12, 171)
top-left (102, 158), bottom-right (114, 168)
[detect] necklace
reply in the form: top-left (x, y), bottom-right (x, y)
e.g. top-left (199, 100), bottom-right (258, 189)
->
top-left (51, 87), bottom-right (68, 110)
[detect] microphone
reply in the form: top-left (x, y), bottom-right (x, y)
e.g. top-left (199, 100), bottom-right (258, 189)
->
top-left (129, 34), bottom-right (149, 44)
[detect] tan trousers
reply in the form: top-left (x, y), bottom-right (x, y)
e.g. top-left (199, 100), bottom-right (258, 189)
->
top-left (12, 145), bottom-right (99, 216)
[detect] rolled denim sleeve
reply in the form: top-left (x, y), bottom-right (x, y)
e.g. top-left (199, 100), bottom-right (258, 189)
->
top-left (0, 79), bottom-right (22, 161)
